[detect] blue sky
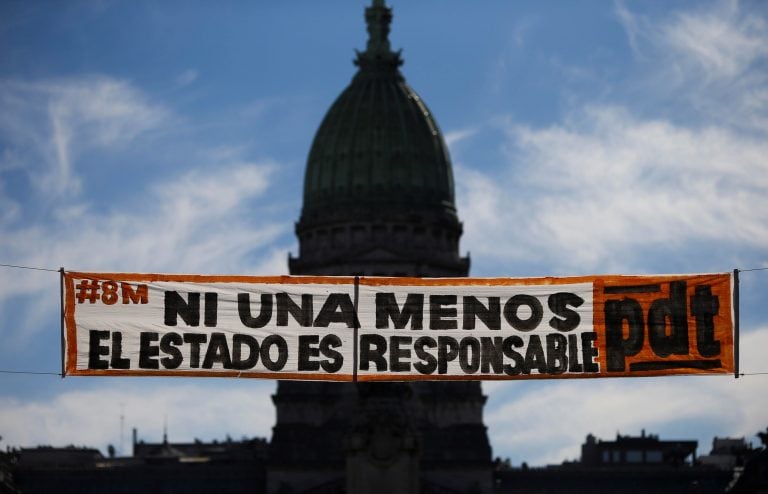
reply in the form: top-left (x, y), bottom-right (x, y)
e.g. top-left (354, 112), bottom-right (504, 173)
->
top-left (1, 0), bottom-right (767, 466)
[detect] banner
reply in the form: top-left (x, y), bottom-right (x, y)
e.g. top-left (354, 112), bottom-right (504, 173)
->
top-left (62, 272), bottom-right (735, 380)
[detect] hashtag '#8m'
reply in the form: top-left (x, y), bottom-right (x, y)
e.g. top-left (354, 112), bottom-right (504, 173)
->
top-left (75, 279), bottom-right (149, 305)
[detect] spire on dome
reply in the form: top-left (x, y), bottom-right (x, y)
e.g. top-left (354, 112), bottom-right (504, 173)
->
top-left (355, 0), bottom-right (402, 70)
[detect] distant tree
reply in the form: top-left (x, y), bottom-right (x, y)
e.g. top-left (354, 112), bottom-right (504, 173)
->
top-left (758, 427), bottom-right (768, 448)
top-left (107, 444), bottom-right (115, 458)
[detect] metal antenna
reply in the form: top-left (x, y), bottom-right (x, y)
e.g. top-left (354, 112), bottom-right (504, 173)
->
top-left (119, 402), bottom-right (125, 456)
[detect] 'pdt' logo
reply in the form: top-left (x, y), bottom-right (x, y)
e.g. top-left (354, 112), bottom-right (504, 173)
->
top-left (603, 280), bottom-right (724, 373)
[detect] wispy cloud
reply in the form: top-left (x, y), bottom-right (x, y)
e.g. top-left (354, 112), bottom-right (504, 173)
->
top-left (615, 0), bottom-right (768, 132)
top-left (458, 106), bottom-right (768, 273)
top-left (0, 76), bottom-right (291, 339)
top-left (458, 1), bottom-right (768, 275)
top-left (614, 1), bottom-right (643, 56)
top-left (0, 160), bottom-right (288, 330)
top-left (444, 127), bottom-right (479, 147)
top-left (0, 77), bottom-right (169, 197)
top-left (662, 0), bottom-right (768, 82)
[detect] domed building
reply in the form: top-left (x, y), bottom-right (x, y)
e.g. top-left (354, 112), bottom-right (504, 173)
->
top-left (269, 1), bottom-right (492, 493)
top-left (289, 4), bottom-right (468, 279)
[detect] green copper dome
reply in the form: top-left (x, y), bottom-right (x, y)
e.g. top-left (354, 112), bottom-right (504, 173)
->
top-left (301, 1), bottom-right (456, 222)
top-left (290, 0), bottom-right (468, 277)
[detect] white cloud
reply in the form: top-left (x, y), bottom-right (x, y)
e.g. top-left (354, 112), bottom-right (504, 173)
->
top-left (616, 0), bottom-right (768, 80)
top-left (458, 2), bottom-right (768, 276)
top-left (615, 0), bottom-right (768, 133)
top-left (0, 161), bottom-right (286, 311)
top-left (444, 127), bottom-right (479, 148)
top-left (458, 106), bottom-right (768, 273)
top-left (0, 381), bottom-right (275, 454)
top-left (0, 79), bottom-right (290, 344)
top-left (0, 77), bottom-right (169, 197)
top-left (46, 77), bottom-right (168, 148)
top-left (485, 327), bottom-right (768, 465)
top-left (662, 0), bottom-right (768, 82)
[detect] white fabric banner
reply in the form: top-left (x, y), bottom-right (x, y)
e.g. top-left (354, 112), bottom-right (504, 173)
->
top-left (62, 272), bottom-right (735, 380)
